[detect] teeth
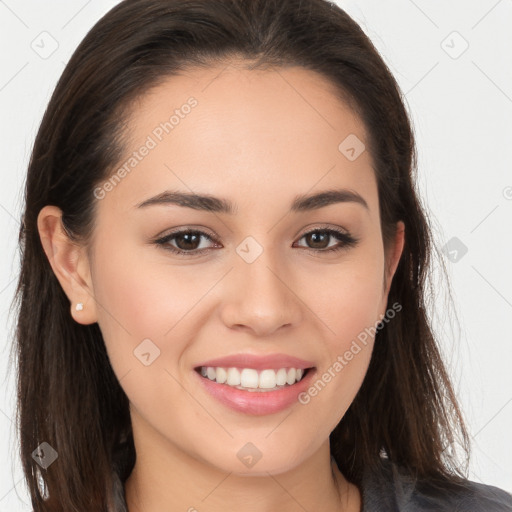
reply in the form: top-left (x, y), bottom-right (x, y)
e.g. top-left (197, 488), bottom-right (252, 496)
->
top-left (215, 367), bottom-right (227, 384)
top-left (199, 366), bottom-right (307, 390)
top-left (227, 367), bottom-right (241, 386)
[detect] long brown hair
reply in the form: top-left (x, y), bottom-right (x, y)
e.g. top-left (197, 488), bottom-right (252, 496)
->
top-left (10, 0), bottom-right (471, 510)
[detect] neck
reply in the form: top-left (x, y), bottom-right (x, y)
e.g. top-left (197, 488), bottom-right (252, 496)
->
top-left (124, 439), bottom-right (360, 512)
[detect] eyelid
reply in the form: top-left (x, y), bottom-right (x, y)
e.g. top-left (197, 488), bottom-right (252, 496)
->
top-left (153, 224), bottom-right (217, 240)
top-left (155, 223), bottom-right (351, 241)
top-left (153, 224), bottom-right (359, 255)
top-left (153, 228), bottom-right (219, 252)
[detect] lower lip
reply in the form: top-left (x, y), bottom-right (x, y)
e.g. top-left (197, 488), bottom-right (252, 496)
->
top-left (193, 367), bottom-right (316, 416)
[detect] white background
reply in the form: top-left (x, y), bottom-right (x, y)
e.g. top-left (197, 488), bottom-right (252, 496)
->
top-left (0, 0), bottom-right (511, 509)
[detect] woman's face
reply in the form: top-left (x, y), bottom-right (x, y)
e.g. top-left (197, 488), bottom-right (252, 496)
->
top-left (76, 63), bottom-right (403, 474)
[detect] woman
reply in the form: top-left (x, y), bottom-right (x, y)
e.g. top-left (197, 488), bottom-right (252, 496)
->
top-left (12, 0), bottom-right (512, 511)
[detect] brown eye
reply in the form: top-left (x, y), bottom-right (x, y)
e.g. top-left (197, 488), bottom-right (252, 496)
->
top-left (154, 227), bottom-right (359, 256)
top-left (295, 228), bottom-right (359, 253)
top-left (173, 231), bottom-right (202, 251)
top-left (155, 229), bottom-right (218, 254)
top-left (303, 231), bottom-right (331, 249)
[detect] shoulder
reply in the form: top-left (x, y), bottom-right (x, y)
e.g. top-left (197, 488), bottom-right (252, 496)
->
top-left (360, 456), bottom-right (512, 512)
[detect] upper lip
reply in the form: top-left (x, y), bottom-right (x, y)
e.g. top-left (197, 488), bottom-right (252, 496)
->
top-left (194, 353), bottom-right (315, 371)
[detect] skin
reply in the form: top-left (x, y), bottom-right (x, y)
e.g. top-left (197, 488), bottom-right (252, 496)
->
top-left (38, 61), bottom-right (405, 511)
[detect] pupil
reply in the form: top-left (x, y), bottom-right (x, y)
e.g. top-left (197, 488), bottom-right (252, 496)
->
top-left (177, 232), bottom-right (199, 250)
top-left (308, 232), bottom-right (328, 249)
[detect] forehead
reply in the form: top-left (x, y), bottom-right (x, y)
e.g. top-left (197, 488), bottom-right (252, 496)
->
top-left (102, 62), bottom-right (377, 216)
top-left (128, 62), bottom-right (367, 147)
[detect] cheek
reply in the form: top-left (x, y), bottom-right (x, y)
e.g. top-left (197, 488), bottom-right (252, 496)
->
top-left (90, 231), bottom-right (204, 374)
top-left (93, 220), bottom-right (217, 325)
top-left (304, 248), bottom-right (385, 342)
top-left (298, 249), bottom-right (384, 414)
top-left (90, 236), bottom-right (207, 424)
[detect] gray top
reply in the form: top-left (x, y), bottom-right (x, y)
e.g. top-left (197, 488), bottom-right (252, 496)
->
top-left (361, 456), bottom-right (512, 511)
top-left (112, 457), bottom-right (512, 511)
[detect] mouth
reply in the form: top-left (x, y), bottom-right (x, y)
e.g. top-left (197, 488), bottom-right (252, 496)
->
top-left (193, 363), bottom-right (318, 415)
top-left (194, 365), bottom-right (315, 392)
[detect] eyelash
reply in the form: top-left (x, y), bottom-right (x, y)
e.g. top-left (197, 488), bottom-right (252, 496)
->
top-left (154, 227), bottom-right (359, 256)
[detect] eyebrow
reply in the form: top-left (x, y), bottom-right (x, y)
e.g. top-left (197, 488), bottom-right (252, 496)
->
top-left (135, 188), bottom-right (369, 213)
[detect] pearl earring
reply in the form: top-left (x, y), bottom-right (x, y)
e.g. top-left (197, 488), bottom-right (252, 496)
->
top-left (75, 302), bottom-right (84, 311)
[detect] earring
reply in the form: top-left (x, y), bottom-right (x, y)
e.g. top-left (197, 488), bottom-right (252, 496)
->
top-left (75, 302), bottom-right (84, 311)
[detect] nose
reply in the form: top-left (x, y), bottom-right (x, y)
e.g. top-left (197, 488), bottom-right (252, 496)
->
top-left (219, 249), bottom-right (303, 337)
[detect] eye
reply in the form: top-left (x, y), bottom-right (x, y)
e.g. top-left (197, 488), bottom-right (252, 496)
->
top-left (294, 227), bottom-right (359, 253)
top-left (154, 229), bottom-right (219, 255)
top-left (153, 226), bottom-right (359, 256)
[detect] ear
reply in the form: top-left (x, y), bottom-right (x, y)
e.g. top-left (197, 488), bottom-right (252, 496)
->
top-left (378, 220), bottom-right (405, 317)
top-left (37, 205), bottom-right (98, 325)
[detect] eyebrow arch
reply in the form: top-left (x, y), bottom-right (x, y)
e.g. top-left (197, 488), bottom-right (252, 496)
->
top-left (135, 188), bottom-right (369, 213)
